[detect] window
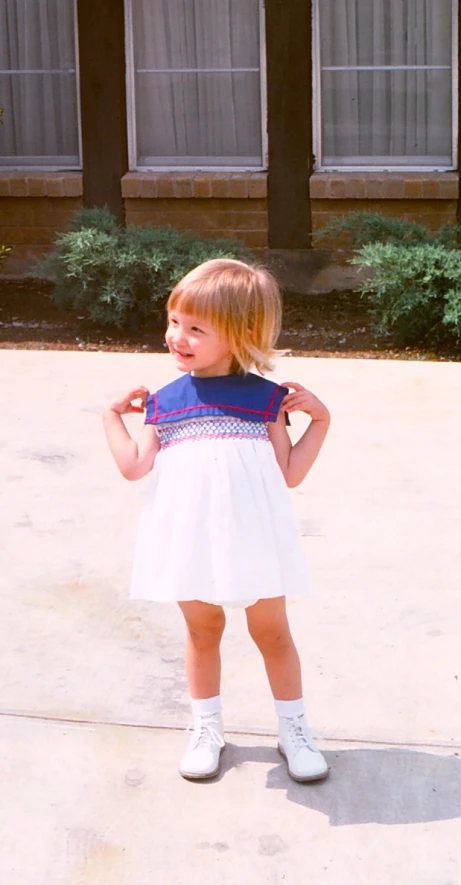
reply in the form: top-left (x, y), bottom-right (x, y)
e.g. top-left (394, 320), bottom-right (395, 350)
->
top-left (0, 0), bottom-right (80, 168)
top-left (125, 0), bottom-right (266, 170)
top-left (313, 0), bottom-right (458, 170)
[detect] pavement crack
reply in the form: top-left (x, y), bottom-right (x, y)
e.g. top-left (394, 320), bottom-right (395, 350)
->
top-left (0, 708), bottom-right (459, 751)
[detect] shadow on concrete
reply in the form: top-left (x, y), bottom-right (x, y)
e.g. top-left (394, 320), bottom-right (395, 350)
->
top-left (218, 743), bottom-right (461, 827)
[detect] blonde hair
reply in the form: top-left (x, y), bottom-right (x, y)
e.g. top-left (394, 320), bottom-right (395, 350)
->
top-left (167, 258), bottom-right (282, 374)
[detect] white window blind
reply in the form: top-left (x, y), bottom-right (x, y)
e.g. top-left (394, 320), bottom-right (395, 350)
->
top-left (0, 0), bottom-right (80, 168)
top-left (314, 0), bottom-right (457, 169)
top-left (126, 0), bottom-right (265, 169)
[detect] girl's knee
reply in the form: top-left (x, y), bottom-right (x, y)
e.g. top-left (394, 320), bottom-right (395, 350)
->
top-left (180, 603), bottom-right (226, 649)
top-left (246, 598), bottom-right (292, 652)
top-left (247, 619), bottom-right (292, 653)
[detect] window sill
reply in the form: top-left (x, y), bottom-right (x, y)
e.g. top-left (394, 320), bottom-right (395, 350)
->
top-left (121, 171), bottom-right (267, 199)
top-left (0, 171), bottom-right (83, 198)
top-left (309, 171), bottom-right (459, 200)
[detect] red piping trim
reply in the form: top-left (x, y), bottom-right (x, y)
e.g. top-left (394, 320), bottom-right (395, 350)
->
top-left (264, 386), bottom-right (280, 422)
top-left (154, 402), bottom-right (278, 420)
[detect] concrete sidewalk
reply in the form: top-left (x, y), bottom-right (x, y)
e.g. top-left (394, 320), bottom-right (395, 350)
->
top-left (1, 351), bottom-right (460, 884)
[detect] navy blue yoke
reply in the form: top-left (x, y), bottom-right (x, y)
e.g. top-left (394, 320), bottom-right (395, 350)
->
top-left (145, 373), bottom-right (289, 426)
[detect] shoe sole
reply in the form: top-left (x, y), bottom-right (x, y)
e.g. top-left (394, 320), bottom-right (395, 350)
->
top-left (179, 746), bottom-right (225, 781)
top-left (277, 744), bottom-right (330, 783)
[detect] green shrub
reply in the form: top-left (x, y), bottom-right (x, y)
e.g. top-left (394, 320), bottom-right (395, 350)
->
top-left (316, 211), bottom-right (461, 352)
top-left (67, 205), bottom-right (120, 236)
top-left (39, 207), bottom-right (251, 329)
top-left (352, 242), bottom-right (461, 348)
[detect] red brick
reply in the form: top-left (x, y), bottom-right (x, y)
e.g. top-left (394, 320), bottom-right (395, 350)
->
top-left (0, 205), bottom-right (35, 226)
top-left (328, 179), bottom-right (347, 199)
top-left (228, 176), bottom-right (249, 199)
top-left (309, 176), bottom-right (327, 198)
top-left (31, 209), bottom-right (78, 229)
top-left (210, 178), bottom-right (232, 198)
top-left (172, 177), bottom-right (193, 198)
top-left (121, 175), bottom-right (140, 198)
top-left (404, 180), bottom-right (423, 198)
top-left (191, 178), bottom-right (211, 198)
top-left (420, 179), bottom-right (442, 199)
top-left (384, 179), bottom-right (406, 199)
top-left (25, 177), bottom-right (47, 197)
top-left (137, 179), bottom-right (160, 198)
top-left (63, 175), bottom-right (83, 197)
top-left (125, 211), bottom-right (157, 226)
top-left (156, 178), bottom-right (175, 198)
top-left (45, 177), bottom-right (65, 197)
top-left (238, 230), bottom-right (268, 247)
top-left (188, 211), bottom-right (224, 230)
top-left (1, 226), bottom-right (57, 246)
top-left (0, 226), bottom-right (25, 244)
top-left (9, 177), bottom-right (28, 197)
top-left (43, 197), bottom-right (82, 211)
top-left (439, 178), bottom-right (459, 199)
top-left (344, 179), bottom-right (367, 199)
top-left (217, 210), bottom-right (267, 231)
top-left (247, 177), bottom-right (267, 198)
top-left (24, 226), bottom-right (57, 245)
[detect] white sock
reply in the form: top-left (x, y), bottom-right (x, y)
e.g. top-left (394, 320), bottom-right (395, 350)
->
top-left (191, 695), bottom-right (222, 718)
top-left (274, 698), bottom-right (305, 719)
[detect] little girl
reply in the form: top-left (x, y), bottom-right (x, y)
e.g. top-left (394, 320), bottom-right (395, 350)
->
top-left (103, 258), bottom-right (331, 783)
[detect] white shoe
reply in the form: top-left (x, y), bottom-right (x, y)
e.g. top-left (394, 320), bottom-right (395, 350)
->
top-left (179, 713), bottom-right (225, 780)
top-left (278, 714), bottom-right (329, 782)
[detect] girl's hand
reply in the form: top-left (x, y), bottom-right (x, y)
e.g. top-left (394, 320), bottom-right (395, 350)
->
top-left (281, 382), bottom-right (330, 423)
top-left (106, 386), bottom-right (150, 416)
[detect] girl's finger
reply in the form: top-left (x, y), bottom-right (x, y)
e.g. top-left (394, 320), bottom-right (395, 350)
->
top-left (283, 394), bottom-right (312, 409)
top-left (284, 398), bottom-right (312, 412)
top-left (281, 381), bottom-right (306, 392)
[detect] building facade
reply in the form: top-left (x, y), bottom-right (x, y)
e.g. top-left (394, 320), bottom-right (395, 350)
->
top-left (1, 0), bottom-right (460, 274)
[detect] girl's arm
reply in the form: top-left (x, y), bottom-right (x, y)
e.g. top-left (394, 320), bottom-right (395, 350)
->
top-left (103, 386), bottom-right (160, 481)
top-left (268, 382), bottom-right (330, 488)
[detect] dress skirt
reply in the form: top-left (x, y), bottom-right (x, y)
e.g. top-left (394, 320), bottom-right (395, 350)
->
top-left (130, 418), bottom-right (311, 605)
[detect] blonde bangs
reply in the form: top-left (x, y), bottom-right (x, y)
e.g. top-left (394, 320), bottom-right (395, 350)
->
top-left (167, 258), bottom-right (282, 375)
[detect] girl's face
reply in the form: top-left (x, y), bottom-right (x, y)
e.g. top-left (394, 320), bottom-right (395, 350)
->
top-left (166, 310), bottom-right (234, 377)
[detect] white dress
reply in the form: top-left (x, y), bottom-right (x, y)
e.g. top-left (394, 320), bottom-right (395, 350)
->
top-left (129, 376), bottom-right (311, 607)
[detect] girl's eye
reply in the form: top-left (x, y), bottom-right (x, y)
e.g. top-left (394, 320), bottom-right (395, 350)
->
top-left (191, 326), bottom-right (204, 334)
top-left (169, 318), bottom-right (178, 326)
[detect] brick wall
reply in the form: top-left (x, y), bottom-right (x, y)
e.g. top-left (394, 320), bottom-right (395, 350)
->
top-left (122, 172), bottom-right (268, 248)
top-left (2, 169), bottom-right (460, 276)
top-left (310, 172), bottom-right (459, 252)
top-left (0, 173), bottom-right (83, 275)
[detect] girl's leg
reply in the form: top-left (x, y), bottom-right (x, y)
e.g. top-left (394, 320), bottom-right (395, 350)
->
top-left (245, 596), bottom-right (302, 699)
top-left (245, 596), bottom-right (328, 782)
top-left (177, 601), bottom-right (226, 780)
top-left (178, 600), bottom-right (226, 699)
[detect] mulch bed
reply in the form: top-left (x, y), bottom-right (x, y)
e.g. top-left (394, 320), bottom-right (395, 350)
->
top-left (0, 277), bottom-right (458, 362)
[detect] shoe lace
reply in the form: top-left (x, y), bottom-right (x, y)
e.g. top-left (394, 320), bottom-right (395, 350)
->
top-left (189, 716), bottom-right (225, 750)
top-left (286, 715), bottom-right (319, 755)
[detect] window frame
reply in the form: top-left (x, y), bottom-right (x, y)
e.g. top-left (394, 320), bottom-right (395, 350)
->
top-left (312, 0), bottom-right (459, 172)
top-left (124, 0), bottom-right (268, 172)
top-left (0, 0), bottom-right (82, 170)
